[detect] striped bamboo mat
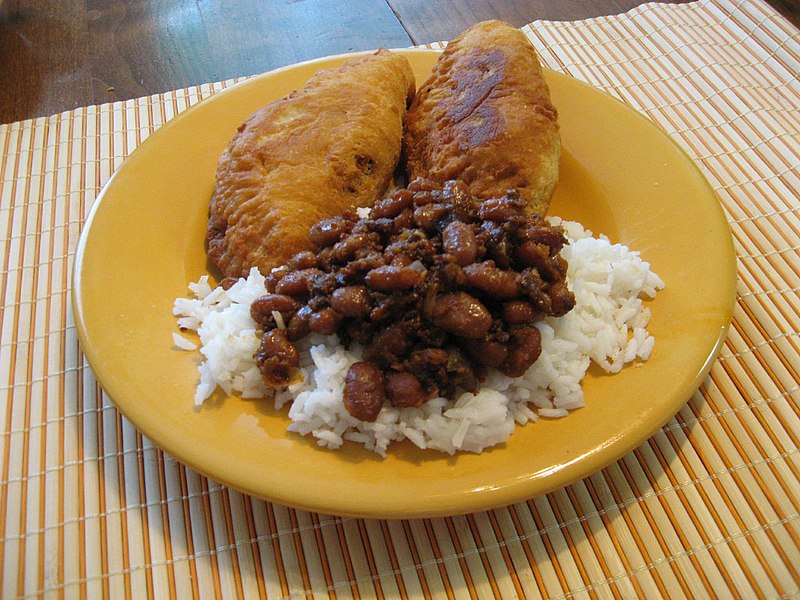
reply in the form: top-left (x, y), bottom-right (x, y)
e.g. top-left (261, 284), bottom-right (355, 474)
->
top-left (1, 0), bottom-right (798, 597)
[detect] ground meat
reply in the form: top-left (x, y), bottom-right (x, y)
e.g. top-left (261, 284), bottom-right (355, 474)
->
top-left (253, 179), bottom-right (575, 420)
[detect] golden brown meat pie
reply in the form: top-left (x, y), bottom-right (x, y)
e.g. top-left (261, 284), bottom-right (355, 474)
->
top-left (208, 49), bottom-right (415, 278)
top-left (404, 20), bottom-right (560, 216)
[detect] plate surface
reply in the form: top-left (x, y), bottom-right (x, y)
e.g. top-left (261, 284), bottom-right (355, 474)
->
top-left (73, 49), bottom-right (736, 518)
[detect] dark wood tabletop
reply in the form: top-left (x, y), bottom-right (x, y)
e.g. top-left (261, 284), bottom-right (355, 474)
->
top-left (1, 0), bottom-right (798, 124)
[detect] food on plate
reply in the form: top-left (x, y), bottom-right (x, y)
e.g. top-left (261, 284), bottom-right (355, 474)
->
top-left (404, 20), bottom-right (561, 216)
top-left (172, 29), bottom-right (666, 456)
top-left (207, 49), bottom-right (416, 278)
top-left (174, 213), bottom-right (663, 455)
top-left (251, 178), bottom-right (575, 419)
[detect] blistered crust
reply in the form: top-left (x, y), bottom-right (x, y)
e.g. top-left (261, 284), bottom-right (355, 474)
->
top-left (404, 21), bottom-right (560, 216)
top-left (208, 49), bottom-right (416, 278)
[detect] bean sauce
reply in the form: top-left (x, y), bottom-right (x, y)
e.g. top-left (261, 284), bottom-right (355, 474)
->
top-left (253, 179), bottom-right (575, 421)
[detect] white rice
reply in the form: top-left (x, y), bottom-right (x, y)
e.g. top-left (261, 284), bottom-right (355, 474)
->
top-left (172, 219), bottom-right (664, 456)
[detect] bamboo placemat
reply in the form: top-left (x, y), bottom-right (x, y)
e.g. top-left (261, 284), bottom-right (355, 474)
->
top-left (1, 0), bottom-right (798, 597)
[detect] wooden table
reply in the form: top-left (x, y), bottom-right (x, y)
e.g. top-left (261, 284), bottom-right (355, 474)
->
top-left (1, 0), bottom-right (797, 124)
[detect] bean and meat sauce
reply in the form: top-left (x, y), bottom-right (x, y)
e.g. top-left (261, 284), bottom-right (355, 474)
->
top-left (247, 178), bottom-right (575, 422)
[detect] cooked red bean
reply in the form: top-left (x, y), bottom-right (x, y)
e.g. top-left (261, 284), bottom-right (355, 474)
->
top-left (256, 330), bottom-right (300, 386)
top-left (364, 217), bottom-right (394, 236)
top-left (219, 277), bottom-right (239, 290)
top-left (364, 265), bottom-right (421, 291)
top-left (502, 300), bottom-right (539, 324)
top-left (442, 221), bottom-right (478, 266)
top-left (343, 362), bottom-right (385, 421)
top-left (371, 189), bottom-right (413, 219)
top-left (515, 240), bottom-right (551, 270)
top-left (330, 286), bottom-right (371, 318)
top-left (549, 282), bottom-right (576, 317)
top-left (463, 262), bottom-right (520, 300)
top-left (385, 371), bottom-right (426, 408)
top-left (547, 256), bottom-right (569, 281)
top-left (264, 265), bottom-right (289, 293)
top-left (519, 249), bottom-right (568, 283)
top-left (522, 225), bottom-right (567, 252)
top-left (500, 327), bottom-right (542, 377)
top-left (333, 232), bottom-right (378, 261)
top-left (285, 251), bottom-right (318, 270)
top-left (250, 294), bottom-right (301, 326)
top-left (408, 177), bottom-right (439, 193)
top-left (407, 178), bottom-right (440, 205)
top-left (478, 197), bottom-right (525, 221)
top-left (274, 268), bottom-right (322, 297)
top-left (314, 247), bottom-right (335, 271)
top-left (308, 308), bottom-right (342, 335)
top-left (465, 339), bottom-right (508, 368)
top-left (253, 179), bottom-right (575, 404)
top-left (392, 208), bottom-right (414, 232)
top-left (431, 292), bottom-right (492, 339)
top-left (286, 306), bottom-right (312, 341)
top-left (390, 254), bottom-right (413, 267)
top-left (442, 180), bottom-right (476, 221)
top-left (413, 203), bottom-right (448, 231)
top-left (309, 216), bottom-right (353, 247)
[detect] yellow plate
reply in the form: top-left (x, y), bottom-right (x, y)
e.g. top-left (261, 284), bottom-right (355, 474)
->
top-left (73, 49), bottom-right (736, 518)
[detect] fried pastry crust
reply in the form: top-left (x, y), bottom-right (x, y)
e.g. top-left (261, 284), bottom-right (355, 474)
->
top-left (208, 49), bottom-right (415, 278)
top-left (404, 20), bottom-right (560, 216)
